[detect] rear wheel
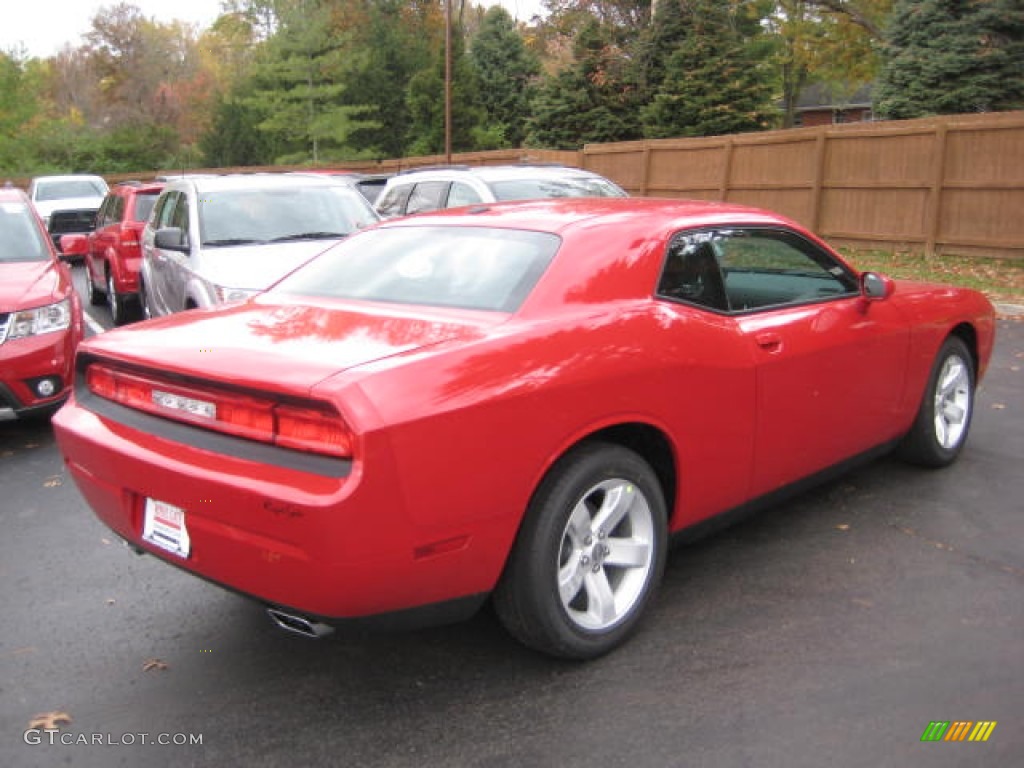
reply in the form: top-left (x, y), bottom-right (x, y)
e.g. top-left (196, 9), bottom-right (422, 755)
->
top-left (898, 336), bottom-right (975, 467)
top-left (85, 265), bottom-right (104, 306)
top-left (106, 270), bottom-right (136, 326)
top-left (494, 442), bottom-right (667, 659)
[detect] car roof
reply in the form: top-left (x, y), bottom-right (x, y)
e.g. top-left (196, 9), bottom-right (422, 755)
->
top-left (163, 173), bottom-right (350, 193)
top-left (378, 196), bottom-right (793, 236)
top-left (0, 187), bottom-right (31, 204)
top-left (392, 164), bottom-right (613, 183)
top-left (30, 174), bottom-right (107, 184)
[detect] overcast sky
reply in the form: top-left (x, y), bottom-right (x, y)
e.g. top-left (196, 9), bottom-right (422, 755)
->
top-left (1, 0), bottom-right (546, 60)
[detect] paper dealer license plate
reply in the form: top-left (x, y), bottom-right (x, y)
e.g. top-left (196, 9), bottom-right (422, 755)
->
top-left (142, 498), bottom-right (191, 558)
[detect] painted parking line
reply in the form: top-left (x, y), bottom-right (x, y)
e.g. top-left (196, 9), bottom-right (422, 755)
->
top-left (82, 310), bottom-right (106, 336)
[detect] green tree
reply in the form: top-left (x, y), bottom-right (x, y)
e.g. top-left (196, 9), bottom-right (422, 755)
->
top-left (526, 19), bottom-right (641, 147)
top-left (470, 6), bottom-right (541, 148)
top-left (407, 20), bottom-right (485, 155)
top-left (641, 0), bottom-right (777, 138)
top-left (766, 0), bottom-right (890, 127)
top-left (876, 0), bottom-right (1024, 119)
top-left (245, 0), bottom-right (373, 163)
top-left (340, 0), bottom-right (438, 159)
top-left (0, 50), bottom-right (44, 172)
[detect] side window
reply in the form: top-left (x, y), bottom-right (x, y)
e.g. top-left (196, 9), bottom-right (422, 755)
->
top-left (406, 181), bottom-right (450, 215)
top-left (168, 192), bottom-right (189, 234)
top-left (153, 192), bottom-right (177, 228)
top-left (657, 228), bottom-right (858, 313)
top-left (715, 229), bottom-right (858, 311)
top-left (447, 181), bottom-right (483, 208)
top-left (95, 196), bottom-right (113, 228)
top-left (375, 184), bottom-right (413, 218)
top-left (110, 195), bottom-right (126, 225)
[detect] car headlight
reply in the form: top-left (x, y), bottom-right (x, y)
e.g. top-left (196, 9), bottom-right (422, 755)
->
top-left (6, 299), bottom-right (72, 340)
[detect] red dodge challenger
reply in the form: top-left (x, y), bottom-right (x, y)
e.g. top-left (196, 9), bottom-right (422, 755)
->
top-left (53, 198), bottom-right (996, 659)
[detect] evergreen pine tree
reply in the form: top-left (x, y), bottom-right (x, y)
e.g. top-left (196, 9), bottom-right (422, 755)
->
top-left (526, 20), bottom-right (642, 147)
top-left (641, 0), bottom-right (777, 138)
top-left (876, 0), bottom-right (1024, 118)
top-left (470, 6), bottom-right (541, 148)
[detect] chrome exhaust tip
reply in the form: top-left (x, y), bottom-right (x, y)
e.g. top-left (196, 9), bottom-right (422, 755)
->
top-left (266, 608), bottom-right (334, 638)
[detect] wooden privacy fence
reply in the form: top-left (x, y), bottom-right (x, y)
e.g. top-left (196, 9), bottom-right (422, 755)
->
top-left (11, 112), bottom-right (1021, 259)
top-left (580, 111), bottom-right (1024, 260)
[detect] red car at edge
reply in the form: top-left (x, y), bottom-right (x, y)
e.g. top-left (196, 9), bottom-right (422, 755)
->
top-left (53, 198), bottom-right (996, 658)
top-left (61, 180), bottom-right (165, 326)
top-left (1, 187), bottom-right (84, 421)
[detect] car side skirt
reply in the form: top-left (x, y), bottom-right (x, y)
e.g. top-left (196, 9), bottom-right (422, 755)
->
top-left (669, 439), bottom-right (900, 548)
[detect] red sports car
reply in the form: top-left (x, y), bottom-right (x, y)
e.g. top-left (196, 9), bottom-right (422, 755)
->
top-left (53, 198), bottom-right (995, 658)
top-left (1, 187), bottom-right (84, 420)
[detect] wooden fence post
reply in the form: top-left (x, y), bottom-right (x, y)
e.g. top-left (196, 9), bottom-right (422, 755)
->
top-left (810, 129), bottom-right (827, 234)
top-left (924, 123), bottom-right (949, 257)
top-left (719, 138), bottom-right (734, 202)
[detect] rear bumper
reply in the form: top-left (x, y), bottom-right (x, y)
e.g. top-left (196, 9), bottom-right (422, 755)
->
top-left (52, 397), bottom-right (502, 623)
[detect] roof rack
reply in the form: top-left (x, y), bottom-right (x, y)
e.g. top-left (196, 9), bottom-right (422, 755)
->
top-left (397, 164), bottom-right (473, 176)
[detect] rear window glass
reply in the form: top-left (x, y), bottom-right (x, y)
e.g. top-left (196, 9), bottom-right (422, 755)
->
top-left (34, 179), bottom-right (106, 201)
top-left (490, 177), bottom-right (625, 201)
top-left (0, 202), bottom-right (50, 262)
top-left (274, 226), bottom-right (559, 312)
top-left (132, 192), bottom-right (160, 223)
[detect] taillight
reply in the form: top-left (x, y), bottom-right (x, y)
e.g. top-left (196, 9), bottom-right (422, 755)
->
top-left (120, 223), bottom-right (140, 249)
top-left (86, 364), bottom-right (351, 458)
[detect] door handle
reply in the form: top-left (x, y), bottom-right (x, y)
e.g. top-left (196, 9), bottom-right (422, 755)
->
top-left (755, 332), bottom-right (783, 353)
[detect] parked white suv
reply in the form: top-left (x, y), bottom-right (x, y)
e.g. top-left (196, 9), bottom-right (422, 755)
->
top-left (374, 165), bottom-right (627, 219)
top-left (140, 174), bottom-right (379, 318)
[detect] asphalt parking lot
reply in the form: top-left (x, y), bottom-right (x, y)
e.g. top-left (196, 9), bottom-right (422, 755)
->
top-left (1, 314), bottom-right (1021, 768)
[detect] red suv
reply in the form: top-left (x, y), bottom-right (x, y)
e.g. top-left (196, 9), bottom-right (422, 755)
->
top-left (0, 187), bottom-right (84, 420)
top-left (64, 181), bottom-right (164, 325)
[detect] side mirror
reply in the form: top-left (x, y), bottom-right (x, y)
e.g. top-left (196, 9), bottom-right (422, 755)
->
top-left (861, 271), bottom-right (894, 301)
top-left (154, 227), bottom-right (188, 252)
top-left (59, 234), bottom-right (89, 259)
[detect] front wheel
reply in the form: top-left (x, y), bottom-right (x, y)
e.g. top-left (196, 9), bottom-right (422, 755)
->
top-left (494, 442), bottom-right (667, 659)
top-left (898, 336), bottom-right (975, 467)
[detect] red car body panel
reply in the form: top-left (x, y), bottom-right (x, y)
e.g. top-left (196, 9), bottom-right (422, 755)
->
top-left (52, 198), bottom-right (996, 623)
top-left (1, 192), bottom-right (85, 418)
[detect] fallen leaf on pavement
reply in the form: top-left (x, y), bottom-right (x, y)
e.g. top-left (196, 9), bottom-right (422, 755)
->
top-left (29, 711), bottom-right (72, 730)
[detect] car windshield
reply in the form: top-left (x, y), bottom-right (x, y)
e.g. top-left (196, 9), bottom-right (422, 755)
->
top-left (274, 226), bottom-right (560, 312)
top-left (0, 201), bottom-right (50, 262)
top-left (490, 178), bottom-right (626, 201)
top-left (35, 179), bottom-right (106, 201)
top-left (199, 186), bottom-right (378, 246)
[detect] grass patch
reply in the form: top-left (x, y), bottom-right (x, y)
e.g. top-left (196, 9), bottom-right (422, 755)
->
top-left (841, 249), bottom-right (1024, 306)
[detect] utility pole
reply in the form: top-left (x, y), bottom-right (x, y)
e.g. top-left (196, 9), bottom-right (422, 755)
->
top-left (445, 0), bottom-right (453, 164)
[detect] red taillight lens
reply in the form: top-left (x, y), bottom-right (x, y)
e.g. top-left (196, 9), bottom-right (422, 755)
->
top-left (120, 223), bottom-right (140, 248)
top-left (276, 405), bottom-right (352, 457)
top-left (86, 364), bottom-right (351, 458)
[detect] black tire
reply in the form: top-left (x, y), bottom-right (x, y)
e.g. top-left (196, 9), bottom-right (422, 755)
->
top-left (898, 336), bottom-right (975, 468)
top-left (139, 278), bottom-right (152, 320)
top-left (107, 271), bottom-right (130, 326)
top-left (494, 442), bottom-right (667, 660)
top-left (85, 266), bottom-right (105, 306)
